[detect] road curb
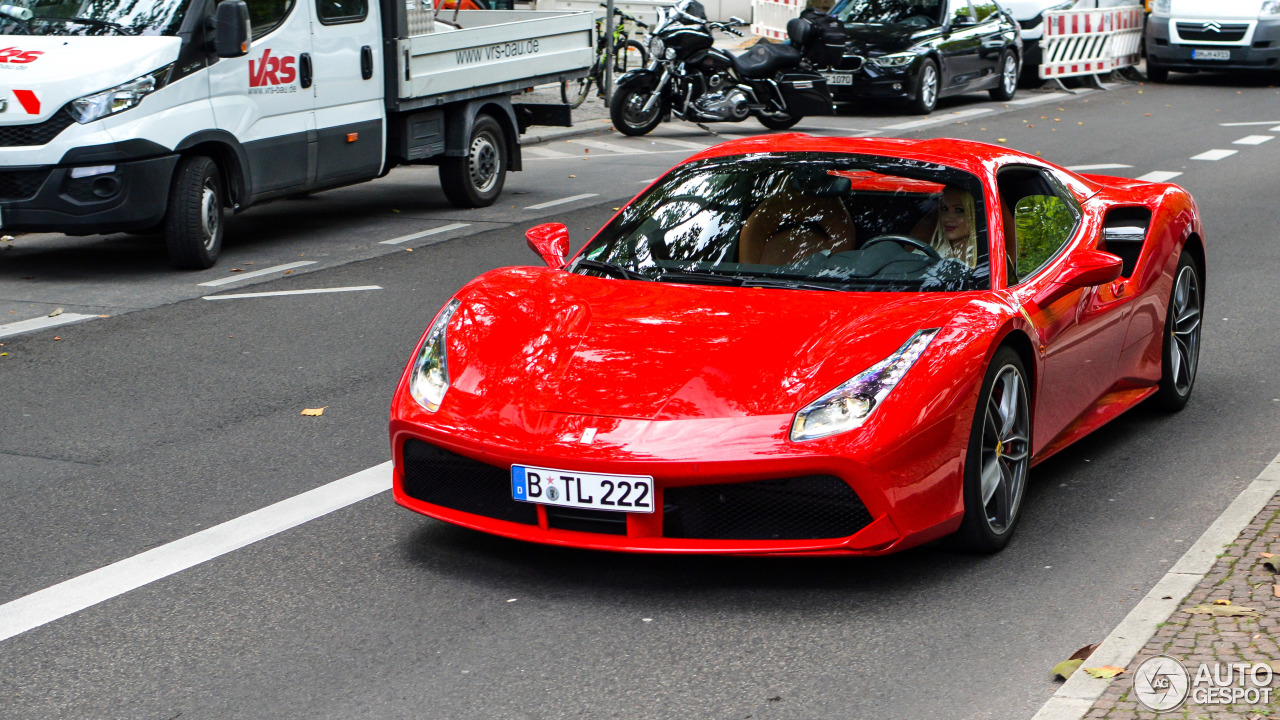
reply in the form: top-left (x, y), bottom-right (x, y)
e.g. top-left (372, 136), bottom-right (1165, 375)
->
top-left (1031, 449), bottom-right (1280, 720)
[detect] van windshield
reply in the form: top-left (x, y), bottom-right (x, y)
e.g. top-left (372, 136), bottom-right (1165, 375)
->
top-left (0, 0), bottom-right (190, 36)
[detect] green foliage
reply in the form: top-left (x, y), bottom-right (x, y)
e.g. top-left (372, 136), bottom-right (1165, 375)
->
top-left (1014, 195), bottom-right (1076, 279)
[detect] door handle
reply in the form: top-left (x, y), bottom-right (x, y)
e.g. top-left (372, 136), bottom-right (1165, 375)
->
top-left (361, 45), bottom-right (373, 80)
top-left (300, 52), bottom-right (313, 89)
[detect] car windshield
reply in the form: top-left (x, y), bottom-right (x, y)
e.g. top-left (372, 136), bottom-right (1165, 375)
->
top-left (577, 152), bottom-right (990, 293)
top-left (0, 0), bottom-right (190, 36)
top-left (830, 0), bottom-right (942, 26)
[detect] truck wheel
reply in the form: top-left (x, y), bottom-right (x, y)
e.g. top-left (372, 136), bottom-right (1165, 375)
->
top-left (164, 155), bottom-right (225, 270)
top-left (440, 114), bottom-right (506, 208)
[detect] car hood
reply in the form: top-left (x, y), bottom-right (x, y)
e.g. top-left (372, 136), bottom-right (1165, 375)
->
top-left (842, 24), bottom-right (936, 53)
top-left (442, 267), bottom-right (962, 421)
top-left (0, 35), bottom-right (179, 125)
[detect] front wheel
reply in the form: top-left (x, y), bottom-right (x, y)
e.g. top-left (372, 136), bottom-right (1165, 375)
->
top-left (610, 82), bottom-right (664, 136)
top-left (561, 75), bottom-right (594, 109)
top-left (757, 112), bottom-right (803, 130)
top-left (1152, 252), bottom-right (1202, 410)
top-left (1146, 58), bottom-right (1169, 83)
top-left (953, 346), bottom-right (1031, 553)
top-left (989, 51), bottom-right (1018, 101)
top-left (439, 114), bottom-right (506, 208)
top-left (909, 58), bottom-right (940, 115)
top-left (164, 155), bottom-right (225, 270)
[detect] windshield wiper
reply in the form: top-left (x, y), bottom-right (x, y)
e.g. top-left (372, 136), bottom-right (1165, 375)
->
top-left (652, 270), bottom-right (744, 286)
top-left (35, 16), bottom-right (136, 34)
top-left (573, 258), bottom-right (652, 281)
top-left (739, 277), bottom-right (841, 291)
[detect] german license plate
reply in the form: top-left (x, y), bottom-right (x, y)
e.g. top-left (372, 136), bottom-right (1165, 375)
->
top-left (823, 73), bottom-right (854, 85)
top-left (511, 465), bottom-right (654, 513)
top-left (1192, 49), bottom-right (1230, 60)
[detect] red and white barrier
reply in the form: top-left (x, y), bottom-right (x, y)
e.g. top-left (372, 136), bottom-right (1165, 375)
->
top-left (1039, 5), bottom-right (1144, 79)
top-left (749, 0), bottom-right (802, 41)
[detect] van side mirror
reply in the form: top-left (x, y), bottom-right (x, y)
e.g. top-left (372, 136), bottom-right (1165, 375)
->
top-left (214, 0), bottom-right (251, 58)
top-left (526, 222), bottom-right (570, 268)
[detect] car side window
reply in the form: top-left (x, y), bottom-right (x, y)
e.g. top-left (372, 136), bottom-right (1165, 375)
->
top-left (243, 0), bottom-right (296, 38)
top-left (970, 0), bottom-right (1000, 21)
top-left (317, 0), bottom-right (367, 24)
top-left (948, 0), bottom-right (976, 24)
top-left (996, 167), bottom-right (1082, 284)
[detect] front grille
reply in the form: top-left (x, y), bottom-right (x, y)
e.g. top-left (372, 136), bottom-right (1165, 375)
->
top-left (400, 439), bottom-right (538, 525)
top-left (0, 108), bottom-right (77, 147)
top-left (0, 169), bottom-right (50, 201)
top-left (545, 506), bottom-right (628, 535)
top-left (664, 475), bottom-right (873, 541)
top-left (1176, 22), bottom-right (1248, 42)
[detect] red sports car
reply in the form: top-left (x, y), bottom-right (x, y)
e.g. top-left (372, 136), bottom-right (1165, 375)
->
top-left (389, 135), bottom-right (1204, 555)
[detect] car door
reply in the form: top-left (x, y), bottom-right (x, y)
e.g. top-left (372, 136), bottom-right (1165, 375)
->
top-left (937, 0), bottom-right (985, 91)
top-left (968, 0), bottom-right (1010, 87)
top-left (310, 0), bottom-right (385, 188)
top-left (208, 0), bottom-right (316, 198)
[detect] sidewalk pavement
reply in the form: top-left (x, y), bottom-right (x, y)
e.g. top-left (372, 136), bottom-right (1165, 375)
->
top-left (1079, 496), bottom-right (1280, 719)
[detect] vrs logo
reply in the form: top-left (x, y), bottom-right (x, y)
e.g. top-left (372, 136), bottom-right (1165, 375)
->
top-left (248, 48), bottom-right (297, 87)
top-left (0, 47), bottom-right (44, 64)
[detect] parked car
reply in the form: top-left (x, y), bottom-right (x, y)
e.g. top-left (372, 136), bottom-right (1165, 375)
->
top-left (1144, 0), bottom-right (1280, 81)
top-left (999, 0), bottom-right (1141, 85)
top-left (389, 135), bottom-right (1205, 556)
top-left (818, 0), bottom-right (1022, 114)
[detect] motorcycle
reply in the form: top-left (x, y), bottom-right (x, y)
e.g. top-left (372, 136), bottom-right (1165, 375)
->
top-left (608, 0), bottom-right (844, 136)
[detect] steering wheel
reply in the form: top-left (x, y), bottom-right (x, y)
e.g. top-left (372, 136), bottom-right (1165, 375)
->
top-left (861, 234), bottom-right (942, 260)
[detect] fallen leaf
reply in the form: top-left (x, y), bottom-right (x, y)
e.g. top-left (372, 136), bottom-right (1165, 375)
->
top-left (0, 352), bottom-right (7, 357)
top-left (568, 174), bottom-right (576, 178)
top-left (1069, 643), bottom-right (1099, 661)
top-left (1274, 584), bottom-right (1279, 598)
top-left (1263, 555), bottom-right (1280, 573)
top-left (284, 270), bottom-right (292, 275)
top-left (300, 407), bottom-right (327, 417)
top-left (405, 248), bottom-right (413, 252)
top-left (1083, 666), bottom-right (1126, 679)
top-left (97, 314), bottom-right (110, 318)
top-left (230, 268), bottom-right (243, 272)
top-left (53, 336), bottom-right (60, 341)
top-left (1187, 603), bottom-right (1258, 617)
top-left (766, 696), bottom-right (782, 703)
top-left (1052, 659), bottom-right (1084, 680)
top-left (1262, 552), bottom-right (1275, 557)
top-left (47, 307), bottom-right (63, 317)
top-left (997, 138), bottom-right (1007, 143)
top-left (1213, 599), bottom-right (1232, 605)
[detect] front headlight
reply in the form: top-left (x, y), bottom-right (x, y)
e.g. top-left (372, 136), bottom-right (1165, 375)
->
top-left (1152, 0), bottom-right (1171, 13)
top-left (70, 64), bottom-right (172, 124)
top-left (409, 299), bottom-right (461, 412)
top-left (790, 329), bottom-right (939, 442)
top-left (649, 35), bottom-right (665, 58)
top-left (871, 52), bottom-right (915, 68)
top-left (1261, 0), bottom-right (1280, 15)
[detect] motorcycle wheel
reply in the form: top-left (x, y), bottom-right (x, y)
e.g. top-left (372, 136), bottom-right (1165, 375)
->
top-left (610, 84), bottom-right (664, 136)
top-left (756, 112), bottom-right (802, 130)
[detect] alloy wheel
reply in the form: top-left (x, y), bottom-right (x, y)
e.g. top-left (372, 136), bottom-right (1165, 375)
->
top-left (979, 365), bottom-right (1029, 535)
top-left (1169, 265), bottom-right (1202, 395)
top-left (1002, 54), bottom-right (1017, 95)
top-left (622, 91), bottom-right (659, 130)
top-left (920, 65), bottom-right (938, 108)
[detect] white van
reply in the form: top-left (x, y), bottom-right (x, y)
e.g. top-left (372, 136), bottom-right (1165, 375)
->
top-left (1145, 0), bottom-right (1280, 80)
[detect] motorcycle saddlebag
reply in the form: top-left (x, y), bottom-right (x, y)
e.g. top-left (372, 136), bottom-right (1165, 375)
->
top-left (778, 73), bottom-right (835, 116)
top-left (798, 8), bottom-right (847, 67)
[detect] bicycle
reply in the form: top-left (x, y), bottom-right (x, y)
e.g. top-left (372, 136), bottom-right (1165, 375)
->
top-left (560, 5), bottom-right (649, 109)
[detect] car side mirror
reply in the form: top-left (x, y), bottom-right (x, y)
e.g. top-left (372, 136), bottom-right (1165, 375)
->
top-left (952, 14), bottom-right (975, 25)
top-left (526, 222), bottom-right (570, 268)
top-left (214, 0), bottom-right (251, 58)
top-left (1057, 250), bottom-right (1124, 288)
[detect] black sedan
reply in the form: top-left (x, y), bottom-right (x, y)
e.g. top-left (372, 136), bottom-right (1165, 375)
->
top-left (819, 0), bottom-right (1023, 114)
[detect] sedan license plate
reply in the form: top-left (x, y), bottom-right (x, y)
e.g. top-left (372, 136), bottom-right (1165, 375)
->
top-left (823, 73), bottom-right (854, 85)
top-left (512, 465), bottom-right (654, 513)
top-left (1192, 49), bottom-right (1231, 60)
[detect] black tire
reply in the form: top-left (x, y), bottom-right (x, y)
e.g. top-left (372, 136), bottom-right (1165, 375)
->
top-left (953, 346), bottom-right (1032, 553)
top-left (615, 39), bottom-right (648, 73)
top-left (989, 50), bottom-right (1018, 101)
top-left (163, 155), bottom-right (224, 270)
top-left (1146, 58), bottom-right (1169, 83)
top-left (1153, 251), bottom-right (1202, 411)
top-left (757, 112), bottom-right (803, 130)
top-left (609, 82), bottom-right (664, 136)
top-left (439, 114), bottom-right (506, 209)
top-left (909, 58), bottom-right (940, 115)
top-left (561, 75), bottom-right (593, 109)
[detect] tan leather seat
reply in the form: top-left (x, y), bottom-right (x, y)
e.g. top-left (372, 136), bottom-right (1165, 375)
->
top-left (739, 195), bottom-right (857, 266)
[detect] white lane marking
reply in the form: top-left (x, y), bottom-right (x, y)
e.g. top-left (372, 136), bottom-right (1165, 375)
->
top-left (1032, 452), bottom-right (1280, 720)
top-left (1272, 125), bottom-right (1280, 133)
top-left (571, 138), bottom-right (644, 155)
top-left (1136, 171), bottom-right (1183, 183)
top-left (1006, 89), bottom-right (1094, 106)
top-left (197, 261), bottom-right (316, 287)
top-left (379, 223), bottom-right (471, 246)
top-left (1065, 163), bottom-right (1132, 171)
top-left (0, 463), bottom-right (392, 644)
top-left (523, 146), bottom-right (573, 159)
top-left (1233, 134), bottom-right (1273, 145)
top-left (1190, 148), bottom-right (1237, 161)
top-left (880, 108), bottom-right (992, 131)
top-left (1219, 121), bottom-right (1280, 126)
top-left (203, 286), bottom-right (382, 300)
top-left (645, 137), bottom-right (714, 150)
top-left (525, 193), bottom-right (599, 210)
top-left (0, 313), bottom-right (98, 339)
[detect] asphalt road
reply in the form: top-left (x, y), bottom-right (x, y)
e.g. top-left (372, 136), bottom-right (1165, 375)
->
top-left (3, 73), bottom-right (1280, 720)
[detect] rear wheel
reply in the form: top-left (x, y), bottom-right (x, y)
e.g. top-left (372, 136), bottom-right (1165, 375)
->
top-left (163, 155), bottom-right (224, 270)
top-left (989, 51), bottom-right (1018, 101)
top-left (757, 112), bottom-right (803, 130)
top-left (1146, 58), bottom-right (1169, 83)
top-left (1153, 252), bottom-right (1202, 410)
top-left (909, 58), bottom-right (939, 115)
top-left (953, 347), bottom-right (1031, 553)
top-left (439, 114), bottom-right (506, 208)
top-left (609, 83), bottom-right (663, 136)
top-left (560, 75), bottom-right (594, 109)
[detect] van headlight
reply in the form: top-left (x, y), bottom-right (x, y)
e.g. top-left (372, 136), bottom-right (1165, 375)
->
top-left (69, 65), bottom-right (173, 124)
top-left (1262, 0), bottom-right (1280, 15)
top-left (790, 329), bottom-right (939, 441)
top-left (409, 299), bottom-right (461, 412)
